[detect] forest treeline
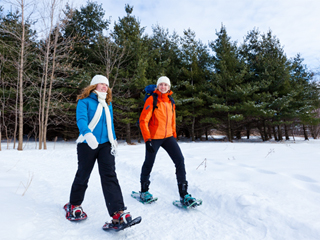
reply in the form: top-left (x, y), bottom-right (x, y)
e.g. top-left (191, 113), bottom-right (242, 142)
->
top-left (1, 1), bottom-right (320, 150)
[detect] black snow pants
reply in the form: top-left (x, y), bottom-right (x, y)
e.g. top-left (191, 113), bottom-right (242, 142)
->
top-left (69, 142), bottom-right (125, 216)
top-left (140, 136), bottom-right (187, 189)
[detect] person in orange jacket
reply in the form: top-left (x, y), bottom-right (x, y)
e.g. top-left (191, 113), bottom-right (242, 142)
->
top-left (139, 76), bottom-right (197, 207)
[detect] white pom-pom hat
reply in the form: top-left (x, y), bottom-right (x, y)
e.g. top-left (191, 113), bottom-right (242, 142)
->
top-left (156, 76), bottom-right (171, 87)
top-left (90, 75), bottom-right (109, 86)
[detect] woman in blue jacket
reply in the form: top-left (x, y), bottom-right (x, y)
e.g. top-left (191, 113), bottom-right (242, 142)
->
top-left (64, 75), bottom-right (139, 230)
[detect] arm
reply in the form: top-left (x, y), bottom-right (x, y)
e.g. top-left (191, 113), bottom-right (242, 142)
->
top-left (172, 104), bottom-right (177, 138)
top-left (77, 99), bottom-right (98, 149)
top-left (109, 103), bottom-right (117, 140)
top-left (139, 96), bottom-right (154, 142)
top-left (76, 99), bottom-right (91, 136)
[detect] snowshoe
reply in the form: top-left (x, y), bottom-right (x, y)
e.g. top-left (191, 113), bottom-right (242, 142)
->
top-left (102, 211), bottom-right (141, 232)
top-left (64, 203), bottom-right (87, 221)
top-left (173, 194), bottom-right (202, 209)
top-left (131, 191), bottom-right (158, 204)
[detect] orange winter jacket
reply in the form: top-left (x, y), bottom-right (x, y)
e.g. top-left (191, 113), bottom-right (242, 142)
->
top-left (139, 89), bottom-right (177, 142)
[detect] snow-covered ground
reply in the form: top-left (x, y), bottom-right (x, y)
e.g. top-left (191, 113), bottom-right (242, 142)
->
top-left (1, 137), bottom-right (320, 240)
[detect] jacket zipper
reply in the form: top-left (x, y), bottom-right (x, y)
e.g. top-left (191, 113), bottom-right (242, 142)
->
top-left (165, 99), bottom-right (168, 138)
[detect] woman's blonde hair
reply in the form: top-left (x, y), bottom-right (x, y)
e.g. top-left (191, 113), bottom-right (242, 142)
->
top-left (77, 84), bottom-right (112, 105)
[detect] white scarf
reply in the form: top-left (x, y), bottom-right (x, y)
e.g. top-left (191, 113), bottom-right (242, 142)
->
top-left (76, 91), bottom-right (117, 155)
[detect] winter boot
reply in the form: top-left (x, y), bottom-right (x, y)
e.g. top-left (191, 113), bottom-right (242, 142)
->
top-left (178, 181), bottom-right (196, 207)
top-left (140, 180), bottom-right (153, 202)
top-left (112, 211), bottom-right (132, 225)
top-left (141, 180), bottom-right (151, 193)
top-left (140, 191), bottom-right (153, 202)
top-left (180, 194), bottom-right (197, 207)
top-left (102, 210), bottom-right (138, 231)
top-left (178, 181), bottom-right (189, 198)
top-left (64, 203), bottom-right (87, 221)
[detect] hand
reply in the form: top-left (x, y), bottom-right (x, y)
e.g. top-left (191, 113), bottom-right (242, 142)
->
top-left (84, 133), bottom-right (99, 149)
top-left (146, 140), bottom-right (155, 153)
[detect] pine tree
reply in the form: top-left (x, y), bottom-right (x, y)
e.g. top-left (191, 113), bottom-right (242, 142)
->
top-left (288, 54), bottom-right (320, 139)
top-left (240, 29), bottom-right (292, 140)
top-left (209, 25), bottom-right (247, 141)
top-left (112, 4), bottom-right (148, 143)
top-left (63, 2), bottom-right (110, 69)
top-left (176, 29), bottom-right (210, 141)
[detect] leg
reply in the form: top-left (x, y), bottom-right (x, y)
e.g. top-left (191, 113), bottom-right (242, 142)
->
top-left (69, 143), bottom-right (97, 205)
top-left (161, 137), bottom-right (188, 197)
top-left (140, 139), bottom-right (163, 192)
top-left (97, 142), bottom-right (125, 216)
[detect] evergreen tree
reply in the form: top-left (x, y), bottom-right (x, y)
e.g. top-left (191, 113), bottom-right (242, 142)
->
top-left (63, 1), bottom-right (110, 68)
top-left (209, 25), bottom-right (247, 141)
top-left (146, 25), bottom-right (182, 81)
top-left (112, 4), bottom-right (148, 143)
top-left (240, 29), bottom-right (291, 140)
top-left (287, 54), bottom-right (320, 139)
top-left (176, 29), bottom-right (210, 140)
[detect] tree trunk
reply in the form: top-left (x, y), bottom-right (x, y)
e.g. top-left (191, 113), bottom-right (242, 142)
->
top-left (273, 126), bottom-right (278, 141)
top-left (126, 122), bottom-right (131, 144)
top-left (257, 124), bottom-right (265, 141)
top-left (14, 76), bottom-right (19, 149)
top-left (303, 124), bottom-right (309, 140)
top-left (38, 86), bottom-right (42, 147)
top-left (291, 124), bottom-right (296, 142)
top-left (278, 125), bottom-right (283, 141)
top-left (227, 113), bottom-right (232, 142)
top-left (268, 126), bottom-right (272, 140)
top-left (39, 37), bottom-right (50, 149)
top-left (191, 116), bottom-right (195, 141)
top-left (43, 23), bottom-right (60, 150)
top-left (263, 120), bottom-right (268, 141)
top-left (284, 125), bottom-right (289, 140)
top-left (18, 1), bottom-right (25, 151)
top-left (236, 130), bottom-right (241, 139)
top-left (43, 0), bottom-right (61, 150)
top-left (205, 128), bottom-right (208, 141)
top-left (246, 126), bottom-right (250, 139)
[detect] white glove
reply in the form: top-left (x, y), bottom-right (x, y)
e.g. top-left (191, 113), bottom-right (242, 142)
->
top-left (114, 139), bottom-right (118, 148)
top-left (84, 133), bottom-right (98, 149)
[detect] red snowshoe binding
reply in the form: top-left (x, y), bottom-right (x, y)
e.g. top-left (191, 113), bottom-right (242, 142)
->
top-left (64, 203), bottom-right (87, 221)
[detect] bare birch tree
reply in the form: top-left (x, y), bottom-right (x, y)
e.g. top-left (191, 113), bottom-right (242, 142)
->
top-left (38, 0), bottom-right (64, 149)
top-left (93, 34), bottom-right (128, 88)
top-left (1, 0), bottom-right (37, 150)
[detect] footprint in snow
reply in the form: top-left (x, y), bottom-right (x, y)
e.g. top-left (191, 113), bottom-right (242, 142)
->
top-left (256, 169), bottom-right (277, 175)
top-left (293, 174), bottom-right (317, 183)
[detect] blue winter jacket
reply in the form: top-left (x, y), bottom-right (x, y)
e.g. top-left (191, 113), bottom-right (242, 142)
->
top-left (76, 92), bottom-right (116, 144)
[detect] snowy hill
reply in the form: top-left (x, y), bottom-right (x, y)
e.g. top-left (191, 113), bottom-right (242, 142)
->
top-left (1, 139), bottom-right (320, 240)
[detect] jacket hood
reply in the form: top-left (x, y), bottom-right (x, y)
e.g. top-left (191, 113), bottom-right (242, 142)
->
top-left (89, 92), bottom-right (98, 100)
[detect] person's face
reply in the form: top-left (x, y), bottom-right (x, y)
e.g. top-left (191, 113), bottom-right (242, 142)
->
top-left (158, 82), bottom-right (170, 94)
top-left (96, 83), bottom-right (108, 93)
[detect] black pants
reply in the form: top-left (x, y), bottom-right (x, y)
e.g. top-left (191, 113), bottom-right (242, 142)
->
top-left (69, 142), bottom-right (125, 216)
top-left (140, 136), bottom-right (187, 185)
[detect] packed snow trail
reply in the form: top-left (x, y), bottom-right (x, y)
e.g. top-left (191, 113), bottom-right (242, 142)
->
top-left (1, 139), bottom-right (320, 240)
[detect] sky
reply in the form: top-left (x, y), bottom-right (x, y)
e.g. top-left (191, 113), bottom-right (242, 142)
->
top-left (1, 138), bottom-right (320, 239)
top-left (72, 0), bottom-right (320, 72)
top-left (2, 0), bottom-right (319, 73)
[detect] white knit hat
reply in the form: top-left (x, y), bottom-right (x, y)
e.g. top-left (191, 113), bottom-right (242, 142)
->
top-left (90, 75), bottom-right (109, 86)
top-left (156, 76), bottom-right (171, 87)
